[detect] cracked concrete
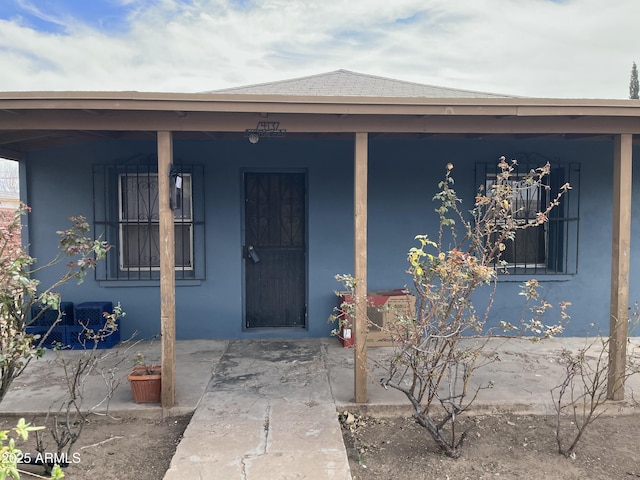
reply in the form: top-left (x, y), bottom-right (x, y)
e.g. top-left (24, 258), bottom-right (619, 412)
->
top-left (240, 403), bottom-right (271, 479)
top-left (8, 336), bottom-right (638, 479)
top-left (163, 339), bottom-right (352, 480)
top-left (1, 339), bottom-right (227, 419)
top-left (163, 336), bottom-right (640, 479)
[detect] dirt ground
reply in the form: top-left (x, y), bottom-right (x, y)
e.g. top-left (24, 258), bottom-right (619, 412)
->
top-left (2, 414), bottom-right (191, 480)
top-left (341, 411), bottom-right (640, 480)
top-left (5, 408), bottom-right (640, 480)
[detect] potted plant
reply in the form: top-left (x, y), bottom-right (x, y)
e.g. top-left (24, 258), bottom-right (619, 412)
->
top-left (127, 353), bottom-right (162, 403)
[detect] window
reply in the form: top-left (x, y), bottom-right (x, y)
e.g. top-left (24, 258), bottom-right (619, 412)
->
top-left (93, 160), bottom-right (205, 281)
top-left (119, 172), bottom-right (193, 270)
top-left (477, 155), bottom-right (580, 275)
top-left (485, 172), bottom-right (546, 268)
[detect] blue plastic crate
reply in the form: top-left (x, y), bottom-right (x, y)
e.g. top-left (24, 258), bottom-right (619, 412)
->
top-left (74, 302), bottom-right (113, 326)
top-left (67, 324), bottom-right (120, 350)
top-left (25, 325), bottom-right (67, 348)
top-left (30, 302), bottom-right (74, 326)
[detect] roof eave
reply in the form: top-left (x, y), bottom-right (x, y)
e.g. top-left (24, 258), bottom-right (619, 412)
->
top-left (0, 92), bottom-right (639, 118)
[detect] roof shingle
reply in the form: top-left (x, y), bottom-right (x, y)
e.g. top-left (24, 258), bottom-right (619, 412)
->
top-left (209, 69), bottom-right (512, 98)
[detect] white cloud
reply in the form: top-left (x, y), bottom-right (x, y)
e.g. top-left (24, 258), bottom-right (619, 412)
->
top-left (0, 0), bottom-right (638, 98)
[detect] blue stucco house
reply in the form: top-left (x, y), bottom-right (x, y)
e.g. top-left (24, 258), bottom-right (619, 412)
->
top-left (0, 70), bottom-right (637, 347)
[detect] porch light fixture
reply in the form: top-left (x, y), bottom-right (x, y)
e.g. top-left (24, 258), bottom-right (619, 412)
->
top-left (244, 121), bottom-right (287, 144)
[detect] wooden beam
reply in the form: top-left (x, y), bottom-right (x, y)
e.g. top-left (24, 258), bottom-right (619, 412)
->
top-left (3, 110), bottom-right (640, 136)
top-left (607, 133), bottom-right (633, 400)
top-left (158, 130), bottom-right (176, 408)
top-left (354, 132), bottom-right (368, 404)
top-left (3, 92), bottom-right (640, 117)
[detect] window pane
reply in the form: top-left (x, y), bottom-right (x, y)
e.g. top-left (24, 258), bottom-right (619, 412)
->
top-left (121, 224), bottom-right (159, 268)
top-left (501, 226), bottom-right (545, 266)
top-left (486, 171), bottom-right (546, 269)
top-left (119, 171), bottom-right (194, 271)
top-left (175, 224), bottom-right (193, 269)
top-left (121, 174), bottom-right (159, 222)
top-left (486, 175), bottom-right (543, 219)
top-left (176, 175), bottom-right (192, 221)
top-left (120, 173), bottom-right (192, 222)
top-left (512, 180), bottom-right (542, 220)
top-left (121, 225), bottom-right (192, 269)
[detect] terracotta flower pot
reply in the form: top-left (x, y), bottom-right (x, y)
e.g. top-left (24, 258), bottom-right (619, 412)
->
top-left (127, 365), bottom-right (162, 403)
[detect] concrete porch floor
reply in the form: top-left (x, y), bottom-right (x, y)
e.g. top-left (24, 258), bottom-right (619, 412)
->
top-left (2, 337), bottom-right (640, 479)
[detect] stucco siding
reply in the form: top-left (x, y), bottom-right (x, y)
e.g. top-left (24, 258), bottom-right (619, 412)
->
top-left (21, 136), bottom-right (640, 340)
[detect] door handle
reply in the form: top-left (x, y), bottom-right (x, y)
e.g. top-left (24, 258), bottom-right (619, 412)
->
top-left (247, 245), bottom-right (260, 263)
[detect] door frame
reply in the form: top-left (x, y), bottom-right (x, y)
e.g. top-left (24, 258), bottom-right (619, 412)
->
top-left (240, 167), bottom-right (309, 331)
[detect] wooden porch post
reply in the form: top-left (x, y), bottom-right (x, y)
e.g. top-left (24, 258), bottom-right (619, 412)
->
top-left (158, 131), bottom-right (176, 408)
top-left (607, 133), bottom-right (633, 401)
top-left (354, 132), bottom-right (368, 404)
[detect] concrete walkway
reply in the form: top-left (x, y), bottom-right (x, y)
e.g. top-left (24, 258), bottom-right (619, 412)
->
top-left (3, 337), bottom-right (640, 479)
top-left (164, 339), bottom-right (351, 479)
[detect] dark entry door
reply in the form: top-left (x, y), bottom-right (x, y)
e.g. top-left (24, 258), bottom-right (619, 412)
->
top-left (244, 172), bottom-right (306, 328)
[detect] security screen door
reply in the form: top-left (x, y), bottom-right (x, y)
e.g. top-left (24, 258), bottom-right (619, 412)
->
top-left (244, 172), bottom-right (306, 328)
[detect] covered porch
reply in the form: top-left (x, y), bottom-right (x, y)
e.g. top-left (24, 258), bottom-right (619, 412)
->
top-left (0, 75), bottom-right (638, 406)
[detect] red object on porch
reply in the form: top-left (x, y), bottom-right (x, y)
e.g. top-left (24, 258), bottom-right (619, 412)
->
top-left (336, 289), bottom-right (415, 348)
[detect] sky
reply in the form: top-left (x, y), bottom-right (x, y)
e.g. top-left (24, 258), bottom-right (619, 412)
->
top-left (0, 0), bottom-right (639, 99)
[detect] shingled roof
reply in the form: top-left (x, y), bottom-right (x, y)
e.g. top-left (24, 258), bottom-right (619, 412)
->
top-left (210, 69), bottom-right (513, 98)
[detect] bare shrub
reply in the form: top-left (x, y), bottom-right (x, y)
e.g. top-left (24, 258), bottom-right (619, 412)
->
top-left (335, 157), bottom-right (570, 458)
top-left (32, 305), bottom-right (140, 476)
top-left (552, 313), bottom-right (640, 458)
top-left (0, 205), bottom-right (110, 403)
